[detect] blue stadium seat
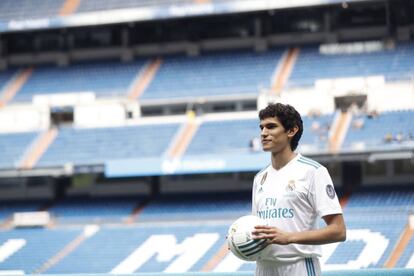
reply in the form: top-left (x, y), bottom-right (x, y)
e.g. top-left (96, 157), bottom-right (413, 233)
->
top-left (12, 60), bottom-right (147, 103)
top-left (138, 192), bottom-right (251, 222)
top-left (141, 50), bottom-right (284, 100)
top-left (0, 227), bottom-right (82, 274)
top-left (184, 119), bottom-right (260, 156)
top-left (0, 0), bottom-right (65, 21)
top-left (0, 69), bottom-right (17, 93)
top-left (36, 123), bottom-right (180, 167)
top-left (342, 109), bottom-right (414, 152)
top-left (76, 0), bottom-right (192, 13)
top-left (0, 189), bottom-right (412, 273)
top-left (316, 189), bottom-right (412, 268)
top-left (184, 114), bottom-right (334, 157)
top-left (288, 43), bottom-right (414, 88)
top-left (48, 196), bottom-right (145, 224)
top-left (396, 236), bottom-right (414, 268)
top-left (0, 131), bottom-right (39, 169)
top-left (345, 190), bottom-right (414, 210)
top-left (300, 113), bottom-right (334, 151)
top-left (45, 224), bottom-right (228, 273)
top-left (0, 201), bottom-right (44, 222)
top-left (325, 213), bottom-right (407, 268)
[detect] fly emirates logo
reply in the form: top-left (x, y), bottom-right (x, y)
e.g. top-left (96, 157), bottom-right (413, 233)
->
top-left (257, 197), bottom-right (294, 219)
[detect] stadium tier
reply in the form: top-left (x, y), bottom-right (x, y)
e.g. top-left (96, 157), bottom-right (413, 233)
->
top-left (0, 189), bottom-right (413, 273)
top-left (397, 236), bottom-right (414, 268)
top-left (1, 1), bottom-right (414, 275)
top-left (140, 50), bottom-right (284, 101)
top-left (0, 69), bottom-right (17, 94)
top-left (342, 109), bottom-right (414, 152)
top-left (324, 213), bottom-right (407, 269)
top-left (0, 0), bottom-right (64, 21)
top-left (75, 0), bottom-right (192, 13)
top-left (288, 43), bottom-right (414, 88)
top-left (0, 109), bottom-right (411, 171)
top-left (44, 224), bottom-right (229, 274)
top-left (35, 123), bottom-right (180, 167)
top-left (48, 196), bottom-right (145, 224)
top-left (336, 189), bottom-right (414, 269)
top-left (184, 119), bottom-right (260, 156)
top-left (184, 114), bottom-right (334, 157)
top-left (300, 113), bottom-right (334, 152)
top-left (4, 43), bottom-right (414, 103)
top-left (0, 201), bottom-right (44, 222)
top-left (0, 131), bottom-right (39, 170)
top-left (137, 192), bottom-right (251, 222)
top-left (344, 190), bottom-right (414, 210)
top-left (0, 227), bottom-right (82, 274)
top-left (11, 60), bottom-right (147, 103)
top-left (0, 114), bottom-right (332, 170)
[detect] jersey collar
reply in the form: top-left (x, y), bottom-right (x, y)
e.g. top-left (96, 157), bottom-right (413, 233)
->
top-left (271, 153), bottom-right (301, 173)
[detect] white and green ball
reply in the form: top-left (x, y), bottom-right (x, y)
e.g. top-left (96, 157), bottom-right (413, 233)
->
top-left (227, 215), bottom-right (269, 261)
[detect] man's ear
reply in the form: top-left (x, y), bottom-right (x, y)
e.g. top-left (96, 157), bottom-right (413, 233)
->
top-left (287, 126), bottom-right (299, 138)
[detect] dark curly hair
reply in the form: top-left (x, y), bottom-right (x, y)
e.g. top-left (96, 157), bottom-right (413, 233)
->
top-left (258, 103), bottom-right (303, 151)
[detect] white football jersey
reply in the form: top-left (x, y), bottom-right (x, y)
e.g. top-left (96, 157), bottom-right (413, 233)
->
top-left (252, 153), bottom-right (342, 263)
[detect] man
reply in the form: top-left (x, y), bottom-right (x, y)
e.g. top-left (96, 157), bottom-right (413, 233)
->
top-left (251, 103), bottom-right (346, 276)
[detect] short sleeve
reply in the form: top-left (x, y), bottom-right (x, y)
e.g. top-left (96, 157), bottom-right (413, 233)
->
top-left (309, 167), bottom-right (343, 218)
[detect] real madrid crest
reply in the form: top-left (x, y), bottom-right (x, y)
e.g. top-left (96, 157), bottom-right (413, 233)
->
top-left (286, 180), bottom-right (296, 192)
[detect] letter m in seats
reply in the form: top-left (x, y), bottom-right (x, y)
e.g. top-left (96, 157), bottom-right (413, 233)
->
top-left (110, 233), bottom-right (219, 273)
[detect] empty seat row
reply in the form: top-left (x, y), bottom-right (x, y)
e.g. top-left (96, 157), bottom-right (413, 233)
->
top-left (0, 194), bottom-right (412, 273)
top-left (3, 43), bottom-right (414, 104)
top-left (343, 109), bottom-right (414, 152)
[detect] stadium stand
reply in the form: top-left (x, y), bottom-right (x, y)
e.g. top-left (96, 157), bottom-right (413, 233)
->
top-left (48, 196), bottom-right (145, 224)
top-left (0, 189), bottom-right (412, 273)
top-left (397, 236), bottom-right (414, 268)
top-left (0, 113), bottom-right (338, 171)
top-left (327, 211), bottom-right (408, 268)
top-left (4, 42), bottom-right (414, 104)
top-left (344, 189), bottom-right (414, 211)
top-left (11, 60), bottom-right (147, 103)
top-left (342, 109), bottom-right (414, 152)
top-left (1, 0), bottom-right (414, 274)
top-left (35, 123), bottom-right (180, 167)
top-left (0, 227), bottom-right (82, 274)
top-left (335, 189), bottom-right (414, 268)
top-left (75, 0), bottom-right (192, 13)
top-left (5, 43), bottom-right (414, 104)
top-left (0, 0), bottom-right (65, 21)
top-left (0, 69), bottom-right (17, 94)
top-left (44, 224), bottom-right (227, 273)
top-left (184, 119), bottom-right (260, 156)
top-left (300, 112), bottom-right (334, 151)
top-left (0, 131), bottom-right (39, 170)
top-left (140, 50), bottom-right (284, 101)
top-left (287, 42), bottom-right (414, 88)
top-left (0, 201), bottom-right (43, 222)
top-left (137, 192), bottom-right (251, 222)
top-left (183, 113), bottom-right (334, 157)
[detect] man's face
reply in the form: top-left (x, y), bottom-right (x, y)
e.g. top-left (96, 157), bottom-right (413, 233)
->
top-left (259, 116), bottom-right (291, 153)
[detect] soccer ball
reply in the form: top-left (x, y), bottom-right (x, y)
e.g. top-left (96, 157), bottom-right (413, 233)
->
top-left (227, 215), bottom-right (268, 261)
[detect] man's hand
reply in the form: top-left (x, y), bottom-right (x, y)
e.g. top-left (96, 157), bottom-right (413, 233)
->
top-left (252, 225), bottom-right (291, 245)
top-left (251, 214), bottom-right (346, 246)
